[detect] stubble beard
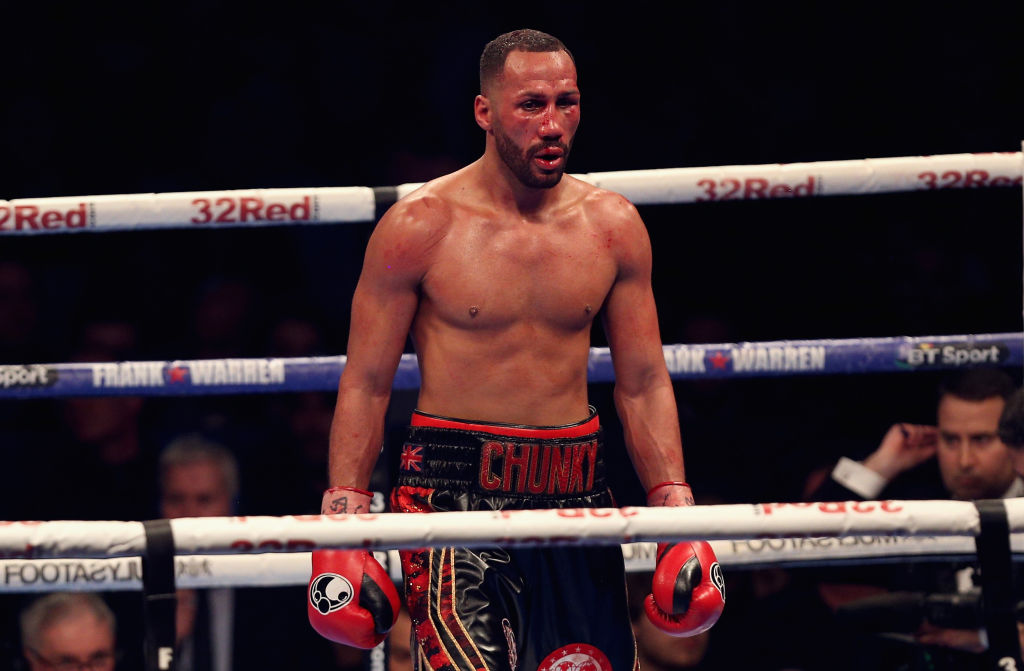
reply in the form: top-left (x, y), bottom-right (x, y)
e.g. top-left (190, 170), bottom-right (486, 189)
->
top-left (494, 128), bottom-right (570, 190)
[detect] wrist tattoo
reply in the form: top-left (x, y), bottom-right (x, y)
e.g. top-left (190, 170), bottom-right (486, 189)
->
top-left (328, 494), bottom-right (368, 514)
top-left (330, 495), bottom-right (351, 513)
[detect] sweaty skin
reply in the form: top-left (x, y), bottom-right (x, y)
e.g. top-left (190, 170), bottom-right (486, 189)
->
top-left (329, 49), bottom-right (684, 494)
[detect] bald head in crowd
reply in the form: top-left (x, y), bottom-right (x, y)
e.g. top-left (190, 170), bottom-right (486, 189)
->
top-left (21, 592), bottom-right (117, 671)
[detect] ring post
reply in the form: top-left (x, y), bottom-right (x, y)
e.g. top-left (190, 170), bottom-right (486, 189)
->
top-left (973, 499), bottom-right (1022, 670)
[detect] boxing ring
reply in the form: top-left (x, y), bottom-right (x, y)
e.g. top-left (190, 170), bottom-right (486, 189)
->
top-left (2, 149), bottom-right (1023, 670)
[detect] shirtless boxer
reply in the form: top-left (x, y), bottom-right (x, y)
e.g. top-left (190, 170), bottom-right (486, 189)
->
top-left (308, 29), bottom-right (724, 671)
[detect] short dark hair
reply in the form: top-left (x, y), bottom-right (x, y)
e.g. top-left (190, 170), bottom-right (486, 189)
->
top-left (479, 29), bottom-right (574, 94)
top-left (999, 387), bottom-right (1024, 448)
top-left (938, 367), bottom-right (1015, 404)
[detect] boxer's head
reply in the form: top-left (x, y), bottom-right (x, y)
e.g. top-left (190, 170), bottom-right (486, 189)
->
top-left (475, 30), bottom-right (579, 189)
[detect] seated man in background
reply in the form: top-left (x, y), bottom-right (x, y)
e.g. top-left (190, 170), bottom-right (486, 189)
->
top-left (159, 432), bottom-right (338, 671)
top-left (998, 385), bottom-right (1024, 465)
top-left (159, 433), bottom-right (238, 671)
top-left (810, 367), bottom-right (1022, 668)
top-left (21, 593), bottom-right (118, 671)
top-left (816, 367), bottom-right (1020, 502)
top-left (626, 571), bottom-right (711, 670)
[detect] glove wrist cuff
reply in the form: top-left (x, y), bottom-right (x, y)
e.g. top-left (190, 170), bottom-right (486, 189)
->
top-left (322, 486), bottom-right (373, 514)
top-left (647, 481), bottom-right (693, 507)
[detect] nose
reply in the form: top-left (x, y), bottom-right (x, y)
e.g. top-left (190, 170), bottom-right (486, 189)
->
top-left (538, 104), bottom-right (564, 140)
top-left (957, 445), bottom-right (976, 470)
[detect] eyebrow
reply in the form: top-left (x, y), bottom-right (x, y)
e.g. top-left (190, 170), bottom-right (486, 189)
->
top-left (513, 86), bottom-right (579, 97)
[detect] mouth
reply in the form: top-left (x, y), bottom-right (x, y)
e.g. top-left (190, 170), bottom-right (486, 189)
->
top-left (532, 145), bottom-right (566, 171)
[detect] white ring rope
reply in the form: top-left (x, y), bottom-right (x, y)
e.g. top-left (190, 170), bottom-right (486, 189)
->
top-left (2, 534), bottom-right (1018, 594)
top-left (0, 500), bottom-right (1003, 559)
top-left (0, 152), bottom-right (1019, 234)
top-left (1, 500), bottom-right (1020, 593)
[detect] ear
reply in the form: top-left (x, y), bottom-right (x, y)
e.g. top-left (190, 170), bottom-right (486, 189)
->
top-left (474, 94), bottom-right (492, 132)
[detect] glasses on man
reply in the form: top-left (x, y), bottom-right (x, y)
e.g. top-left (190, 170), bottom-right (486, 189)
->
top-left (28, 648), bottom-right (118, 671)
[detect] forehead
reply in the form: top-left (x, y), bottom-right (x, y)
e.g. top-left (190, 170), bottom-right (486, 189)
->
top-left (41, 611), bottom-right (114, 652)
top-left (937, 395), bottom-right (1004, 432)
top-left (165, 460), bottom-right (224, 488)
top-left (498, 50), bottom-right (577, 93)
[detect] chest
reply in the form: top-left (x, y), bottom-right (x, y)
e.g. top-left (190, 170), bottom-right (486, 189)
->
top-left (423, 218), bottom-right (618, 329)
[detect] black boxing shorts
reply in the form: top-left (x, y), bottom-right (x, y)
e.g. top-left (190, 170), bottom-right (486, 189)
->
top-left (390, 408), bottom-right (637, 671)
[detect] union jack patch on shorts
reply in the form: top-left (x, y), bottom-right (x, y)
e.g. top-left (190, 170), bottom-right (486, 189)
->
top-left (401, 444), bottom-right (424, 471)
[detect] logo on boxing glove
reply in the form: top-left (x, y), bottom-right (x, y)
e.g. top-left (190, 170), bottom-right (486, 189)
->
top-left (710, 562), bottom-right (725, 601)
top-left (309, 573), bottom-right (354, 615)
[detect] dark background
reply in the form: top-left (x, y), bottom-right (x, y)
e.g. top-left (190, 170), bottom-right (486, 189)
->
top-left (1, 2), bottom-right (1023, 669)
top-left (0, 0), bottom-right (1019, 506)
top-left (2, 0), bottom-right (1023, 504)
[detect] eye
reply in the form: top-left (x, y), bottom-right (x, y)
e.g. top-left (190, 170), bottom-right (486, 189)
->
top-left (520, 100), bottom-right (542, 111)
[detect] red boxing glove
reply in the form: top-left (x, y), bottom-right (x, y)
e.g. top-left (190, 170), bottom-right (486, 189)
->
top-left (644, 482), bottom-right (725, 637)
top-left (308, 487), bottom-right (401, 649)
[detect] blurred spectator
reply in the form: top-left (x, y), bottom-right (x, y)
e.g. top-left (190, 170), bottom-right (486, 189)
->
top-left (158, 432), bottom-right (336, 670)
top-left (159, 433), bottom-right (239, 519)
top-left (998, 386), bottom-right (1024, 475)
top-left (814, 367), bottom-right (1018, 502)
top-left (626, 570), bottom-right (710, 669)
top-left (192, 276), bottom-right (260, 359)
top-left (159, 434), bottom-right (237, 671)
top-left (20, 593), bottom-right (118, 671)
top-left (0, 260), bottom-right (41, 363)
top-left (51, 319), bottom-right (155, 521)
top-left (263, 391), bottom-right (336, 511)
top-left (269, 315), bottom-right (327, 358)
top-left (0, 261), bottom-right (50, 519)
top-left (388, 606), bottom-right (413, 671)
top-left (251, 313), bottom-right (336, 514)
top-left (810, 367), bottom-right (1021, 669)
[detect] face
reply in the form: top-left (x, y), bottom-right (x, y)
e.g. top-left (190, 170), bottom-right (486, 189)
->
top-left (27, 611), bottom-right (115, 671)
top-left (936, 395), bottom-right (1015, 499)
top-left (64, 397), bottom-right (142, 445)
top-left (478, 49), bottom-right (580, 189)
top-left (634, 611), bottom-right (710, 668)
top-left (160, 460), bottom-right (233, 518)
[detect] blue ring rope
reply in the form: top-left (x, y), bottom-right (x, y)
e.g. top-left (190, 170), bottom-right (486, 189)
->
top-left (0, 332), bottom-right (1017, 399)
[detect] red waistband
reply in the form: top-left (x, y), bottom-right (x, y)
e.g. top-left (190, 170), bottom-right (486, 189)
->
top-left (410, 408), bottom-right (600, 439)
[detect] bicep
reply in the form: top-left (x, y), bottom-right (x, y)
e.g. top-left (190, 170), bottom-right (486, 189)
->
top-left (343, 271), bottom-right (419, 394)
top-left (341, 211), bottom-right (430, 394)
top-left (600, 211), bottom-right (667, 393)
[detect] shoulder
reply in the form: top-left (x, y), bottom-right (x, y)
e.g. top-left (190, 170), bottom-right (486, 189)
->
top-left (571, 179), bottom-right (650, 262)
top-left (367, 175), bottom-right (462, 269)
top-left (375, 183), bottom-right (453, 245)
top-left (569, 179), bottom-right (644, 233)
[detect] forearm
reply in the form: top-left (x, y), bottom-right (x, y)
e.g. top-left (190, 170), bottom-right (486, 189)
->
top-left (615, 377), bottom-right (685, 491)
top-left (327, 380), bottom-right (392, 489)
